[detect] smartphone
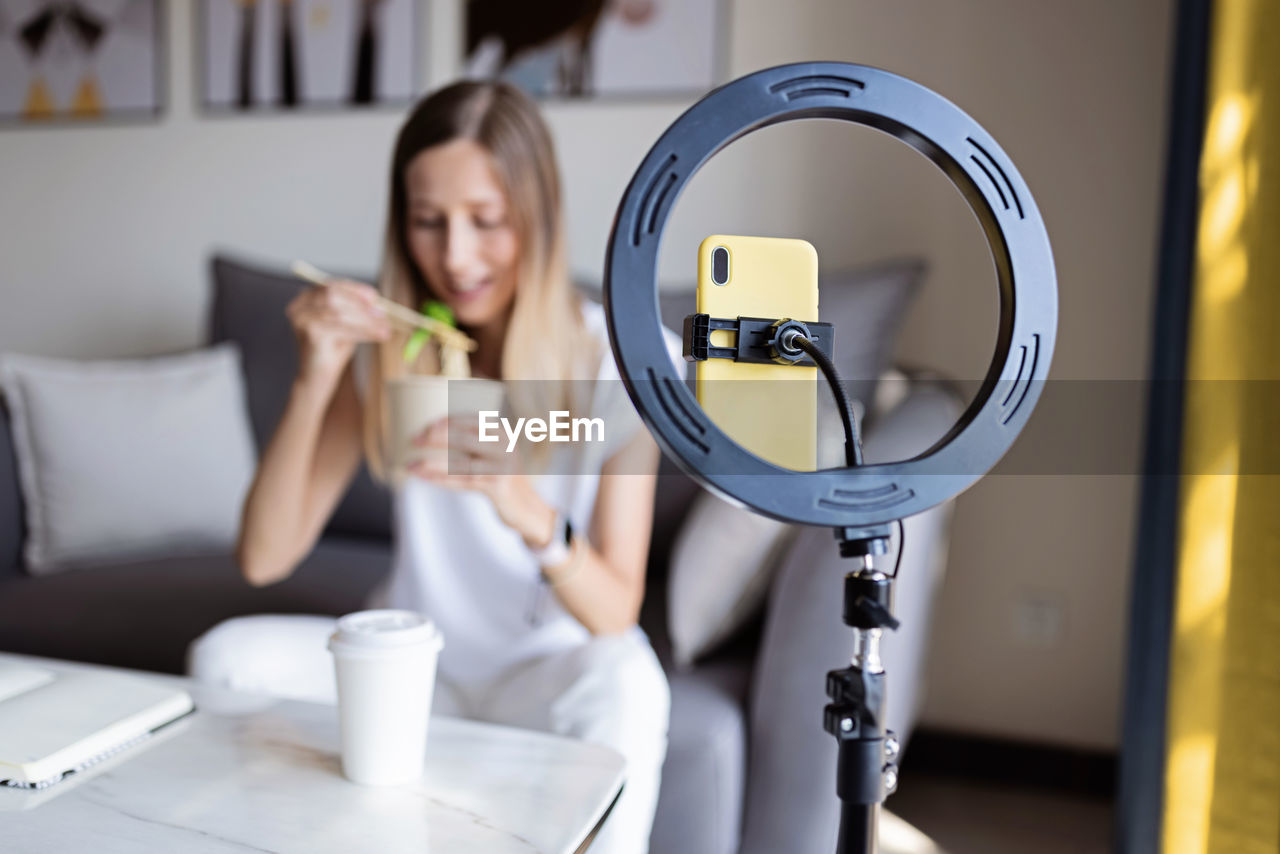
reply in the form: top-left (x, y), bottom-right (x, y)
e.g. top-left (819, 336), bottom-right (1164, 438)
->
top-left (696, 235), bottom-right (819, 470)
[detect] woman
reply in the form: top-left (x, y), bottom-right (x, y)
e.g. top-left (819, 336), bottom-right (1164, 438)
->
top-left (189, 81), bottom-right (675, 854)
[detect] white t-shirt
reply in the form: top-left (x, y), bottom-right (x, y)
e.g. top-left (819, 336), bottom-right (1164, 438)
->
top-left (369, 301), bottom-right (682, 687)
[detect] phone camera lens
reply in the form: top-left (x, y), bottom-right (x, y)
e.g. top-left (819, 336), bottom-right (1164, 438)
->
top-left (711, 246), bottom-right (730, 286)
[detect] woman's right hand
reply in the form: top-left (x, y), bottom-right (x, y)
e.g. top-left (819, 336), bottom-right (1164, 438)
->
top-left (285, 280), bottom-right (392, 387)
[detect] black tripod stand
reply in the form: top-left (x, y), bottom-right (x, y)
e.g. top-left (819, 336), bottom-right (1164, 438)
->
top-left (825, 525), bottom-right (902, 854)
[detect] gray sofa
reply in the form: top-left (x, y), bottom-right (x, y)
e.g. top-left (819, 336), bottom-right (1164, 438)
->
top-left (0, 254), bottom-right (962, 854)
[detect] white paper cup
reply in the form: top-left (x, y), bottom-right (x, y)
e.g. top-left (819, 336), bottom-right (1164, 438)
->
top-left (386, 376), bottom-right (505, 483)
top-left (328, 610), bottom-right (444, 786)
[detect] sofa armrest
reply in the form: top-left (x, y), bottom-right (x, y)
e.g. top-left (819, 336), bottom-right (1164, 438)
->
top-left (738, 377), bottom-right (963, 854)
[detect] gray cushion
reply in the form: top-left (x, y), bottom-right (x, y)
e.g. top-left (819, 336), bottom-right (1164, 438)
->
top-left (208, 254), bottom-right (392, 540)
top-left (650, 668), bottom-right (748, 854)
top-left (0, 536), bottom-right (391, 675)
top-left (0, 400), bottom-right (22, 578)
top-left (0, 345), bottom-right (257, 575)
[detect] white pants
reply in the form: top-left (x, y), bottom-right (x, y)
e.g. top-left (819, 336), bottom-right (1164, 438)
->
top-left (187, 615), bottom-right (670, 854)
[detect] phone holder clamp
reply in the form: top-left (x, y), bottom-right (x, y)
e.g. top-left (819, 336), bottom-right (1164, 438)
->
top-left (682, 313), bottom-right (835, 367)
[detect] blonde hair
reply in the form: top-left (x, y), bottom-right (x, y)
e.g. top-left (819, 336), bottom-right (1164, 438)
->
top-left (362, 81), bottom-right (595, 480)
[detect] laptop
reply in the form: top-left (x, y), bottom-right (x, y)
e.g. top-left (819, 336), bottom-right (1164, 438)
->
top-left (0, 660), bottom-right (194, 790)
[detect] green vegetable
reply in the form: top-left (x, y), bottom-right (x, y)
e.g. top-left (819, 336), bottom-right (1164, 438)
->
top-left (401, 300), bottom-right (457, 364)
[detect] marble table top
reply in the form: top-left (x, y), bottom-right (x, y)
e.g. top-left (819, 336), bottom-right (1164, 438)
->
top-left (0, 654), bottom-right (625, 853)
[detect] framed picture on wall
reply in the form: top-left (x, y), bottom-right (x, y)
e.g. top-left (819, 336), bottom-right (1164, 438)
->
top-left (464, 0), bottom-right (726, 99)
top-left (199, 0), bottom-right (419, 112)
top-left (0, 1), bottom-right (163, 124)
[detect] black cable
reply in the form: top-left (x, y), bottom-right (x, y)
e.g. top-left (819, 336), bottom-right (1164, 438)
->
top-left (791, 334), bottom-right (864, 467)
top-left (793, 333), bottom-right (907, 579)
top-left (891, 517), bottom-right (905, 579)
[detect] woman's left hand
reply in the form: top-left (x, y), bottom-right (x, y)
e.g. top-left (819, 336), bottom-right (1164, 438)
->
top-left (408, 415), bottom-right (553, 547)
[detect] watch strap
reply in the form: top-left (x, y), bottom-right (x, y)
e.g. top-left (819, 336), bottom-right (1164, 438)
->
top-left (532, 512), bottom-right (573, 568)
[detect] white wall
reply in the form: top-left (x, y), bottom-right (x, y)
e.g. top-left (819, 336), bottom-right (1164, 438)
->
top-left (0, 0), bottom-right (1173, 749)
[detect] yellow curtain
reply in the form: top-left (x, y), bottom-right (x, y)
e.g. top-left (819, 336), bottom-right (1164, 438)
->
top-left (1163, 0), bottom-right (1280, 852)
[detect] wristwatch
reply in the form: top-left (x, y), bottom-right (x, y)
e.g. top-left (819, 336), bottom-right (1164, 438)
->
top-left (531, 511), bottom-right (573, 568)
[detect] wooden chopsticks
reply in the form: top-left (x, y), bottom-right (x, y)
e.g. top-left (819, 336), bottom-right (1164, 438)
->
top-left (290, 260), bottom-right (477, 352)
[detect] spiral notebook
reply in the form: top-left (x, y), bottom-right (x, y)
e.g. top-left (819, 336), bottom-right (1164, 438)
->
top-left (0, 660), bottom-right (194, 790)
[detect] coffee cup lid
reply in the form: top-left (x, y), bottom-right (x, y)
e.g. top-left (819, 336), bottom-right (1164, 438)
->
top-left (329, 609), bottom-right (443, 652)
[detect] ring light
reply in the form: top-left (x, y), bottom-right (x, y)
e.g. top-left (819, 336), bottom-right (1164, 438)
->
top-left (603, 61), bottom-right (1057, 526)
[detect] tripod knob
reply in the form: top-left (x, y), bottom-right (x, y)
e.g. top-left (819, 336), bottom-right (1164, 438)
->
top-left (883, 763), bottom-right (899, 795)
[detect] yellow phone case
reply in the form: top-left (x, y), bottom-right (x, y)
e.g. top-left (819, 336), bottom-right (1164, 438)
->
top-left (696, 235), bottom-right (819, 470)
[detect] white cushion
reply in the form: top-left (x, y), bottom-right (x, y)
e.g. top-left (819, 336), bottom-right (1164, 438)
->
top-left (0, 344), bottom-right (256, 575)
top-left (667, 489), bottom-right (794, 668)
